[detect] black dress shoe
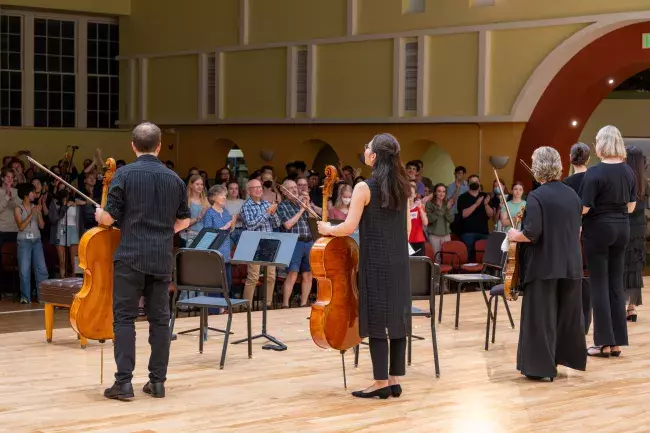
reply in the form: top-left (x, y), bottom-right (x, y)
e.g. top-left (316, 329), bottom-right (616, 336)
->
top-left (104, 382), bottom-right (135, 401)
top-left (390, 384), bottom-right (402, 397)
top-left (143, 381), bottom-right (165, 398)
top-left (351, 386), bottom-right (391, 399)
top-left (524, 375), bottom-right (554, 382)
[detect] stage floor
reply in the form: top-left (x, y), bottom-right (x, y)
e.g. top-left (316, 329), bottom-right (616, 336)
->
top-left (0, 292), bottom-right (648, 432)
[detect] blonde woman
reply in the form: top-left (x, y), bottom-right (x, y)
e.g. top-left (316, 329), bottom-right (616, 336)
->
top-left (581, 125), bottom-right (636, 358)
top-left (329, 184), bottom-right (352, 220)
top-left (180, 174), bottom-right (210, 247)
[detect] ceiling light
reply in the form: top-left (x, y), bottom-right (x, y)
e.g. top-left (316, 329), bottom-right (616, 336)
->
top-left (571, 120), bottom-right (578, 127)
top-left (608, 78), bottom-right (615, 85)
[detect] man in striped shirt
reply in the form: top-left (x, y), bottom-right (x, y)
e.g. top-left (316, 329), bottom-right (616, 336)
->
top-left (96, 122), bottom-right (190, 401)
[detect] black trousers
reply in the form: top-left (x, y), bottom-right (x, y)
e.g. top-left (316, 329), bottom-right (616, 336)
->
top-left (517, 279), bottom-right (587, 379)
top-left (113, 260), bottom-right (171, 384)
top-left (369, 337), bottom-right (406, 381)
top-left (582, 278), bottom-right (591, 335)
top-left (583, 221), bottom-right (629, 347)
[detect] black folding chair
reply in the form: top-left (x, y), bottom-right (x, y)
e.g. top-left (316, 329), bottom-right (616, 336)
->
top-left (353, 256), bottom-right (441, 378)
top-left (407, 256), bottom-right (441, 378)
top-left (169, 248), bottom-right (252, 369)
top-left (484, 238), bottom-right (516, 351)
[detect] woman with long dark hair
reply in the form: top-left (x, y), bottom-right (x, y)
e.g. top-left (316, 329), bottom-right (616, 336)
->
top-left (624, 146), bottom-right (646, 322)
top-left (318, 133), bottom-right (411, 399)
top-left (581, 125), bottom-right (636, 358)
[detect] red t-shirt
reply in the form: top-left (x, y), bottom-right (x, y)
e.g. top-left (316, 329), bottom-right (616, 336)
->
top-left (409, 205), bottom-right (425, 243)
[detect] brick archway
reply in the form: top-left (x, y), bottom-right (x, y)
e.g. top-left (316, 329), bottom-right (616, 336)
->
top-left (515, 22), bottom-right (650, 181)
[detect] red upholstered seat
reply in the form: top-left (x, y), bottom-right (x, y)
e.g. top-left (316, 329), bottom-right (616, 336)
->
top-left (439, 264), bottom-right (453, 274)
top-left (436, 241), bottom-right (467, 272)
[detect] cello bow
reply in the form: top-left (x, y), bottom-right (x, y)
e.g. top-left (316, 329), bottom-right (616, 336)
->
top-left (27, 156), bottom-right (100, 207)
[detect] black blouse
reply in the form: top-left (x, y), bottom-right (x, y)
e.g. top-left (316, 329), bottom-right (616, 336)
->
top-left (520, 181), bottom-right (583, 285)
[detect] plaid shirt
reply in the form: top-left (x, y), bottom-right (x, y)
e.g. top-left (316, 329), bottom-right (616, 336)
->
top-left (240, 198), bottom-right (281, 232)
top-left (277, 199), bottom-right (312, 241)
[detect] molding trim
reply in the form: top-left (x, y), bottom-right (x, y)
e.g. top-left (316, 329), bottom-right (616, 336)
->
top-left (417, 34), bottom-right (429, 117)
top-left (393, 38), bottom-right (404, 117)
top-left (239, 0), bottom-right (250, 45)
top-left (512, 15), bottom-right (650, 121)
top-left (216, 52), bottom-right (224, 120)
top-left (477, 30), bottom-right (492, 117)
top-left (306, 45), bottom-right (317, 118)
top-left (117, 10), bottom-right (650, 60)
top-left (347, 0), bottom-right (358, 37)
top-left (128, 59), bottom-right (137, 122)
top-left (75, 16), bottom-right (88, 129)
top-left (198, 53), bottom-right (207, 118)
top-left (117, 115), bottom-right (514, 126)
top-left (287, 46), bottom-right (297, 118)
top-left (138, 58), bottom-right (148, 120)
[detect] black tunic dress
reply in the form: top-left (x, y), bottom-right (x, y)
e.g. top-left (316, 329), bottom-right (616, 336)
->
top-left (358, 178), bottom-right (411, 339)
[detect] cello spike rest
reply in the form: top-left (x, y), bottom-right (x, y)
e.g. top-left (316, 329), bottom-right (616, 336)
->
top-left (340, 350), bottom-right (347, 390)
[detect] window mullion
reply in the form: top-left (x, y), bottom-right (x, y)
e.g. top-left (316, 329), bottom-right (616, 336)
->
top-left (23, 13), bottom-right (34, 127)
top-left (76, 16), bottom-right (87, 128)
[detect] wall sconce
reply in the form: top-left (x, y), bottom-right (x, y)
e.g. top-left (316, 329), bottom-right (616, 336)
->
top-left (489, 155), bottom-right (509, 169)
top-left (260, 150), bottom-right (274, 162)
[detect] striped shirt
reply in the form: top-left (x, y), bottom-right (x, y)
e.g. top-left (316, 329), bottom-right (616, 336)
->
top-left (105, 154), bottom-right (190, 275)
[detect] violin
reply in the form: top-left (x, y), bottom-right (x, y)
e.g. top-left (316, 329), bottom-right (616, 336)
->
top-left (492, 168), bottom-right (522, 301)
top-left (309, 166), bottom-right (361, 385)
top-left (503, 205), bottom-right (525, 301)
top-left (69, 158), bottom-right (121, 342)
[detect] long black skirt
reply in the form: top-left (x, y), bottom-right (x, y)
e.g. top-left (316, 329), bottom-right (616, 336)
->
top-left (517, 278), bottom-right (587, 379)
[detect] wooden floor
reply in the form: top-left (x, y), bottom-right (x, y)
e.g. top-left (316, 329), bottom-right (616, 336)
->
top-left (0, 292), bottom-right (649, 433)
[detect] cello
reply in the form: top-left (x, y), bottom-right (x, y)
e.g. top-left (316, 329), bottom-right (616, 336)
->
top-left (69, 158), bottom-right (121, 343)
top-left (28, 156), bottom-right (120, 382)
top-left (309, 166), bottom-right (361, 388)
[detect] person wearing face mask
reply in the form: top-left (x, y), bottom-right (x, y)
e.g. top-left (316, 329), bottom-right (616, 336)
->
top-left (329, 184), bottom-right (352, 220)
top-left (261, 172), bottom-right (282, 204)
top-left (455, 174), bottom-right (493, 261)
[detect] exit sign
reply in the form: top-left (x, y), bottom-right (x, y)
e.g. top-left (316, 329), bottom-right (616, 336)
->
top-left (643, 33), bottom-right (650, 49)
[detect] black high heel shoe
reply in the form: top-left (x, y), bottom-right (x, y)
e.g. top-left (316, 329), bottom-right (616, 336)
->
top-left (351, 386), bottom-right (391, 399)
top-left (390, 384), bottom-right (402, 398)
top-left (627, 309), bottom-right (638, 322)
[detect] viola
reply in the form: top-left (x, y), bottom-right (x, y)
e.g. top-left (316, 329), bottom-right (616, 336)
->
top-left (69, 158), bottom-right (121, 341)
top-left (309, 166), bottom-right (361, 356)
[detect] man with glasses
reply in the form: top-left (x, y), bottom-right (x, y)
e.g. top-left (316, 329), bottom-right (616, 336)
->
top-left (240, 178), bottom-right (281, 307)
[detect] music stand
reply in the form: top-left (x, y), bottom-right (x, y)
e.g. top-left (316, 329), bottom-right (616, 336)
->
top-left (230, 230), bottom-right (298, 351)
top-left (171, 228), bottom-right (231, 341)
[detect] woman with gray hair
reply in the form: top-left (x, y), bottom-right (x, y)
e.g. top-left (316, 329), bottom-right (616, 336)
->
top-left (581, 125), bottom-right (637, 358)
top-left (507, 146), bottom-right (586, 381)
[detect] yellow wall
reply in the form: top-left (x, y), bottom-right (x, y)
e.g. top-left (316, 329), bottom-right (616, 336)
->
top-left (148, 56), bottom-right (198, 123)
top-left (119, 0), bottom-right (239, 56)
top-left (316, 40), bottom-right (394, 118)
top-left (428, 33), bottom-right (478, 116)
top-left (489, 24), bottom-right (586, 115)
top-left (0, 0), bottom-right (130, 15)
top-left (152, 123), bottom-right (523, 188)
top-left (248, 0), bottom-right (347, 44)
top-left (223, 48), bottom-right (287, 119)
top-left (0, 129), bottom-right (133, 166)
top-left (357, 0), bottom-right (650, 35)
top-left (580, 98), bottom-right (650, 143)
